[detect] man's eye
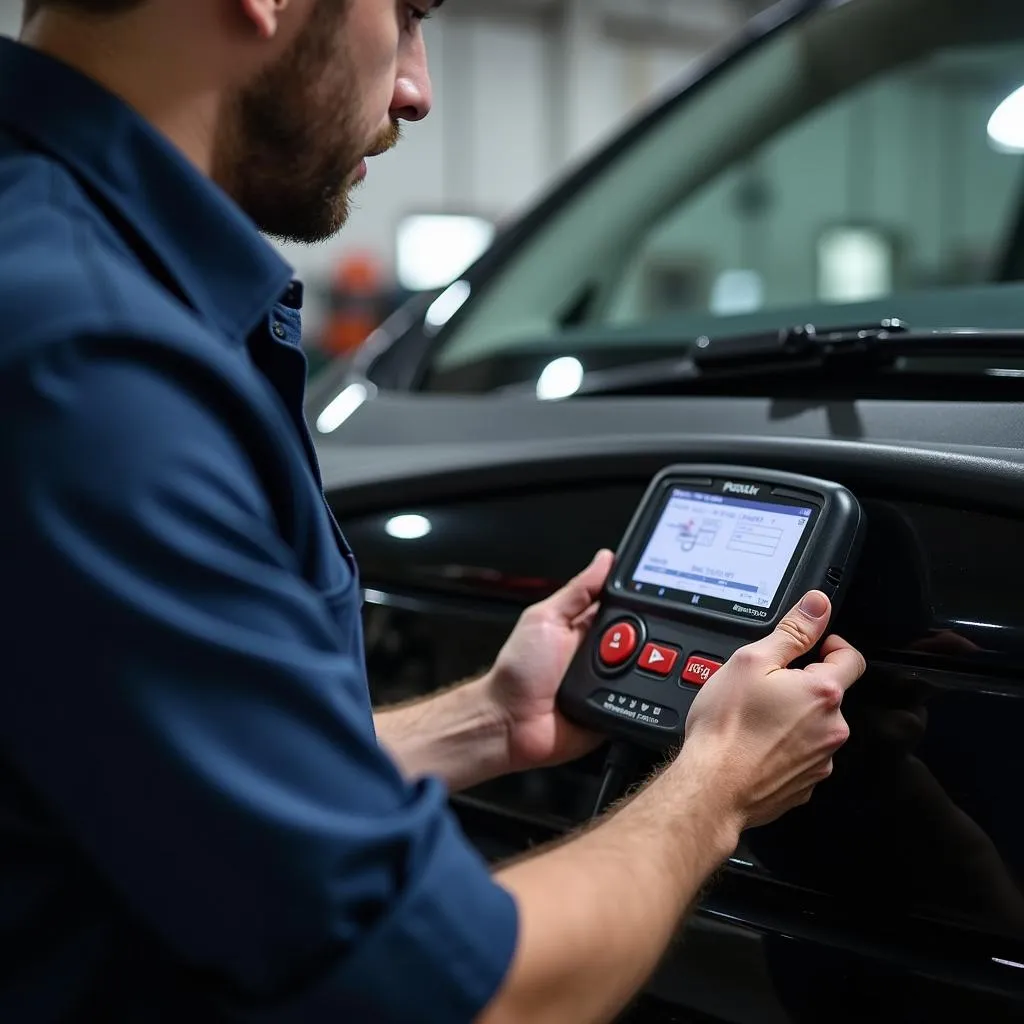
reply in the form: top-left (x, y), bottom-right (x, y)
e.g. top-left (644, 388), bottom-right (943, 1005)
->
top-left (407, 4), bottom-right (432, 24)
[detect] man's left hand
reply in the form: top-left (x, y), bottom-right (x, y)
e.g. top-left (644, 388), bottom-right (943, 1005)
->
top-left (484, 549), bottom-right (615, 773)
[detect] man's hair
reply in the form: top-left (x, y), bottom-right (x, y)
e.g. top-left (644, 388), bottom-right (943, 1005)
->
top-left (23, 1), bottom-right (147, 21)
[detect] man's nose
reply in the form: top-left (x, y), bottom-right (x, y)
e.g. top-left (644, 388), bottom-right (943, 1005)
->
top-left (390, 38), bottom-right (432, 122)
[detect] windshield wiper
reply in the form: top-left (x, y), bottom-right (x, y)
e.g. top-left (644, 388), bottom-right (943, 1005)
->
top-left (570, 320), bottom-right (1024, 396)
top-left (692, 318), bottom-right (911, 369)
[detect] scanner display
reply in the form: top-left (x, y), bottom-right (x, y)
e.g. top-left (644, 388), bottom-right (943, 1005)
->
top-left (630, 488), bottom-right (815, 615)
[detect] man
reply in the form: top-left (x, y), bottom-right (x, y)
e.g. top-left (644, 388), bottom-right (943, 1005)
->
top-left (0, 2), bottom-right (865, 1022)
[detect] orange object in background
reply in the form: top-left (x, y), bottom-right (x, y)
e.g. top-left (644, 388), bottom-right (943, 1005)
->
top-left (322, 251), bottom-right (388, 357)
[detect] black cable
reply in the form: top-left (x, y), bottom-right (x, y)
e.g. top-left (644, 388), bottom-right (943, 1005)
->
top-left (590, 741), bottom-right (640, 820)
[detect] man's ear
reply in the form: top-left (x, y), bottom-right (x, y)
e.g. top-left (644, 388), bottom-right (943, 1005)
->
top-left (239, 0), bottom-right (293, 40)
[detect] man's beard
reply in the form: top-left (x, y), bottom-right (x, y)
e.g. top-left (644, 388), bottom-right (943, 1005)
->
top-left (212, 2), bottom-right (398, 244)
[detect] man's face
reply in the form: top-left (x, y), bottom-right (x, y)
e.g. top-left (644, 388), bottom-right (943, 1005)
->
top-left (214, 0), bottom-right (434, 244)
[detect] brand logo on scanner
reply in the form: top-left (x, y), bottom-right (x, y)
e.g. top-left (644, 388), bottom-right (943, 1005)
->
top-left (734, 603), bottom-right (768, 618)
top-left (723, 482), bottom-right (760, 496)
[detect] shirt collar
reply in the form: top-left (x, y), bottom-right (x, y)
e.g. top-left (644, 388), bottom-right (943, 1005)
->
top-left (0, 37), bottom-right (294, 342)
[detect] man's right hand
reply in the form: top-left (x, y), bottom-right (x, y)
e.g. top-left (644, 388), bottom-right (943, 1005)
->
top-left (681, 589), bottom-right (864, 830)
top-left (480, 590), bottom-right (865, 1024)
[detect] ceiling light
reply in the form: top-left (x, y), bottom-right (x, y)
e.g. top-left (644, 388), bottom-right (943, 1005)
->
top-left (396, 214), bottom-right (495, 292)
top-left (710, 269), bottom-right (764, 315)
top-left (987, 84), bottom-right (1024, 153)
top-left (817, 225), bottom-right (892, 303)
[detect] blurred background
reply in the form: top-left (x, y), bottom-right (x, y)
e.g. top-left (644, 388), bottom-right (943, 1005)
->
top-left (0, 1), bottom-right (775, 365)
top-left (6, 0), bottom-right (1022, 385)
top-left (267, 0), bottom-right (777, 361)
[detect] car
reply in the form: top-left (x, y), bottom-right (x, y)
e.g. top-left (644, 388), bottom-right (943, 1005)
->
top-left (306, 0), bottom-right (1024, 1019)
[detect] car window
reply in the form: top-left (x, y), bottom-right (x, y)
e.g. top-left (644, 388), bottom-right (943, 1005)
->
top-left (602, 43), bottom-right (1023, 328)
top-left (423, 0), bottom-right (1024, 390)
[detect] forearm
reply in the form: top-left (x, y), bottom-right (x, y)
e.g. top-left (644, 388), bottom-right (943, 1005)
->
top-left (374, 675), bottom-right (511, 792)
top-left (481, 747), bottom-right (741, 1024)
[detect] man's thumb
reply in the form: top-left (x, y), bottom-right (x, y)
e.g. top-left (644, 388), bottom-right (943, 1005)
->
top-left (756, 590), bottom-right (831, 668)
top-left (546, 549), bottom-right (614, 621)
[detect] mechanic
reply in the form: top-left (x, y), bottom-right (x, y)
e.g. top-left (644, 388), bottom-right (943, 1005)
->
top-left (0, 2), bottom-right (865, 1022)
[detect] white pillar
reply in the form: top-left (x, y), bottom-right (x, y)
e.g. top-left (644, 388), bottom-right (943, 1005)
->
top-left (0, 5), bottom-right (24, 38)
top-left (558, 0), bottom-right (606, 163)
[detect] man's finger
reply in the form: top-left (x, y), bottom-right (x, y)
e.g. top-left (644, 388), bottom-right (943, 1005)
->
top-left (750, 590), bottom-right (831, 670)
top-left (544, 549), bottom-right (614, 622)
top-left (820, 635), bottom-right (867, 691)
top-left (819, 633), bottom-right (851, 659)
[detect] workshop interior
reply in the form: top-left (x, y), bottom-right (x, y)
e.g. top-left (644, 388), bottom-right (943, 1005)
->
top-left (3, 0), bottom-right (1024, 1021)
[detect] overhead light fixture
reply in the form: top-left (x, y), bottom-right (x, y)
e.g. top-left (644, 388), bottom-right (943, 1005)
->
top-left (536, 356), bottom-right (584, 400)
top-left (710, 269), bottom-right (764, 315)
top-left (396, 214), bottom-right (495, 292)
top-left (816, 225), bottom-right (893, 304)
top-left (316, 382), bottom-right (369, 434)
top-left (987, 84), bottom-right (1024, 153)
top-left (384, 514), bottom-right (432, 540)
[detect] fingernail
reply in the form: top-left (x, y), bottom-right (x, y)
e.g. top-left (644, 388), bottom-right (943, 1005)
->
top-left (799, 591), bottom-right (828, 618)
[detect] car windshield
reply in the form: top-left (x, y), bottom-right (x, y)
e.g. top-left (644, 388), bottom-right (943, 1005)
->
top-left (420, 0), bottom-right (1024, 393)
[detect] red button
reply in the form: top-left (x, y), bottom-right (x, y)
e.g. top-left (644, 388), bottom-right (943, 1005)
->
top-left (681, 655), bottom-right (723, 686)
top-left (638, 643), bottom-right (679, 676)
top-left (598, 621), bottom-right (639, 667)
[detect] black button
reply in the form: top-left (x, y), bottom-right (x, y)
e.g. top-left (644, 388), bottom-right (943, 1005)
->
top-left (272, 322), bottom-right (287, 339)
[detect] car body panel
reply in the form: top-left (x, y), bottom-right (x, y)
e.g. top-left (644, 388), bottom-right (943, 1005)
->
top-left (316, 391), bottom-right (1024, 1020)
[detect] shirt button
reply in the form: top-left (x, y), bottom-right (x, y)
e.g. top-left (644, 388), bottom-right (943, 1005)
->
top-left (272, 321), bottom-right (287, 339)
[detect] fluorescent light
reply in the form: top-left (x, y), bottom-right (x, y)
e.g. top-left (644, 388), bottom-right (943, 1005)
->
top-left (385, 514), bottom-right (432, 540)
top-left (425, 279), bottom-right (472, 330)
top-left (710, 269), bottom-right (764, 315)
top-left (536, 356), bottom-right (584, 400)
top-left (817, 226), bottom-right (892, 303)
top-left (316, 382), bottom-right (369, 434)
top-left (396, 214), bottom-right (495, 292)
top-left (988, 85), bottom-right (1024, 153)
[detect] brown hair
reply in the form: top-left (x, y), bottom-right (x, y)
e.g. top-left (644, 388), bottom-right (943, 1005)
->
top-left (23, 1), bottom-right (147, 20)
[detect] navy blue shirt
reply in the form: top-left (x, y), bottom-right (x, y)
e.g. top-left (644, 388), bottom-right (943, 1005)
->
top-left (0, 37), bottom-right (516, 1023)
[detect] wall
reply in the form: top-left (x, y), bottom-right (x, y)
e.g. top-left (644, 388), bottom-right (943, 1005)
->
top-left (0, 4), bottom-right (19, 38)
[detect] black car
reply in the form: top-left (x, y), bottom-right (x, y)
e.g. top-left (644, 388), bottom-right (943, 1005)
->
top-left (307, 0), bottom-right (1024, 1019)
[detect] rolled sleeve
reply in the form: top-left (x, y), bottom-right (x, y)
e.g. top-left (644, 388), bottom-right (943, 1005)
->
top-left (232, 805), bottom-right (519, 1024)
top-left (0, 337), bottom-right (517, 1022)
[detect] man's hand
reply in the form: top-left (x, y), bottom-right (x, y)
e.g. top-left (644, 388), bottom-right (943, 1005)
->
top-left (375, 550), bottom-right (614, 790)
top-left (480, 592), bottom-right (865, 1024)
top-left (484, 549), bottom-right (615, 774)
top-left (683, 589), bottom-right (865, 829)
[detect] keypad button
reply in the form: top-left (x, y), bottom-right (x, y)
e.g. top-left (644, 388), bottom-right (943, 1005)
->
top-left (598, 621), bottom-right (639, 667)
top-left (637, 642), bottom-right (679, 676)
top-left (681, 654), bottom-right (723, 686)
